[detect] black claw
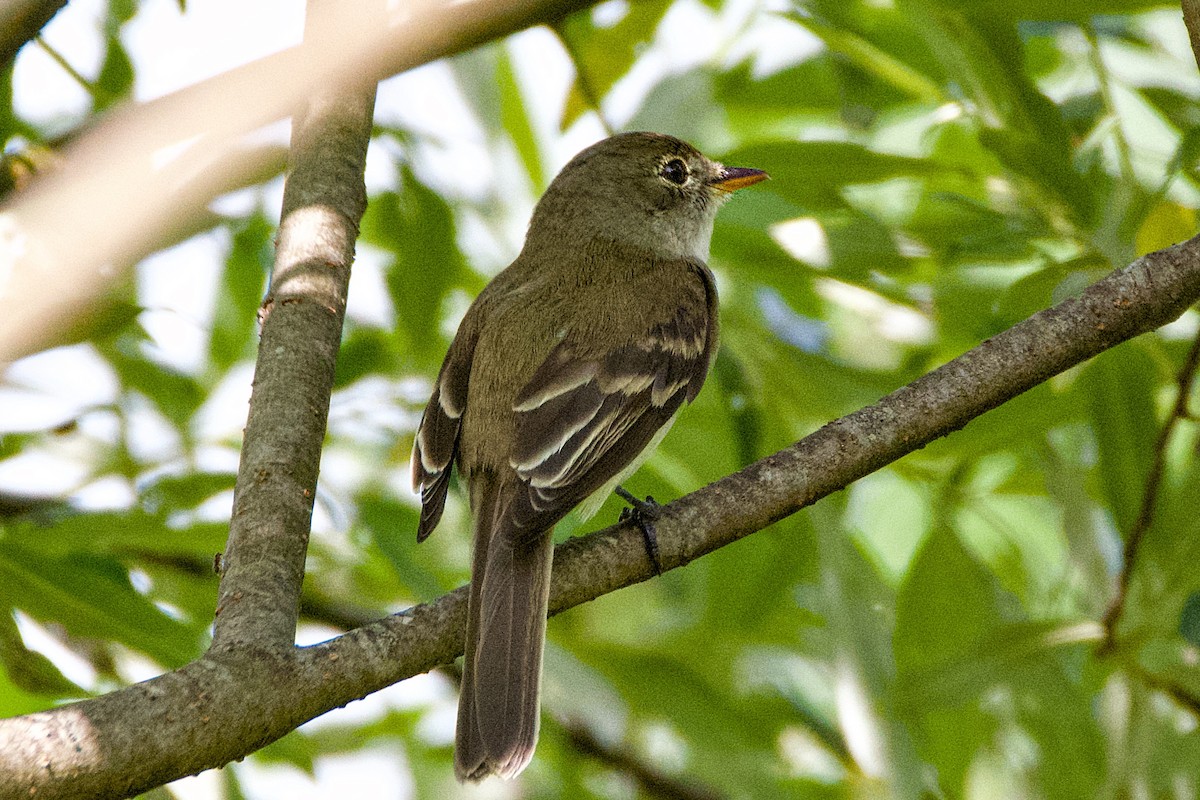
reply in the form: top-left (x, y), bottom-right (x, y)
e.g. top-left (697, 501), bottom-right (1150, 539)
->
top-left (615, 486), bottom-right (663, 575)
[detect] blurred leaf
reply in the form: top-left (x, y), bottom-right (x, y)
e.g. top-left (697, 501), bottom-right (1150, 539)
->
top-left (556, 0), bottom-right (673, 129)
top-left (107, 0), bottom-right (138, 25)
top-left (997, 257), bottom-right (1105, 324)
top-left (575, 641), bottom-right (783, 796)
top-left (0, 660), bottom-right (58, 717)
top-left (210, 214), bottom-right (271, 374)
top-left (1136, 200), bottom-right (1196, 256)
top-left (104, 336), bottom-right (206, 426)
top-left (1124, 446), bottom-right (1200, 638)
top-left (725, 140), bottom-right (949, 209)
top-left (1180, 593), bottom-right (1200, 648)
top-left (335, 325), bottom-right (401, 387)
top-left (53, 268), bottom-right (143, 349)
top-left (1140, 86), bottom-right (1200, 134)
top-left (715, 60), bottom-right (842, 116)
top-left (0, 67), bottom-right (20, 155)
top-left (0, 610), bottom-right (85, 697)
top-left (95, 34), bottom-right (134, 111)
top-left (895, 525), bottom-right (1015, 676)
top-left (924, 0), bottom-right (1173, 21)
top-left (357, 493), bottom-right (444, 600)
top-left (6, 511), bottom-right (228, 561)
top-left (625, 71), bottom-right (726, 147)
top-left (496, 49), bottom-right (544, 191)
top-left (0, 541), bottom-right (202, 666)
top-left (1077, 344), bottom-right (1160, 535)
top-left (789, 12), bottom-right (943, 102)
top-left (712, 349), bottom-right (762, 468)
top-left (141, 472), bottom-right (237, 515)
top-left (362, 170), bottom-right (468, 368)
top-left (257, 729), bottom-right (317, 775)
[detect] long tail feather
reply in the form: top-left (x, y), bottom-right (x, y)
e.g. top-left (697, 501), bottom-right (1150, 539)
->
top-left (455, 473), bottom-right (554, 781)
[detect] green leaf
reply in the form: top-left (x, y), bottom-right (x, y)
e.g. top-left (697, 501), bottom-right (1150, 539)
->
top-left (210, 215), bottom-right (271, 373)
top-left (141, 472), bottom-right (237, 515)
top-left (0, 65), bottom-right (18, 147)
top-left (362, 171), bottom-right (468, 368)
top-left (712, 349), bottom-right (762, 468)
top-left (0, 542), bottom-right (203, 667)
top-left (496, 49), bottom-right (544, 192)
top-left (895, 525), bottom-right (1013, 677)
top-left (334, 325), bottom-right (401, 388)
top-left (0, 609), bottom-right (86, 698)
top-left (789, 12), bottom-right (944, 102)
top-left (257, 729), bottom-right (317, 775)
top-left (0, 657), bottom-right (60, 717)
top-left (924, 0), bottom-right (1171, 22)
top-left (723, 140), bottom-right (948, 208)
top-left (556, 0), bottom-right (673, 129)
top-left (714, 60), bottom-right (844, 116)
top-left (357, 494), bottom-right (445, 600)
top-left (571, 642), bottom-right (783, 796)
top-left (5, 511), bottom-right (228, 561)
top-left (1180, 593), bottom-right (1200, 648)
top-left (103, 330), bottom-right (206, 426)
top-left (95, 34), bottom-right (134, 111)
top-left (1076, 344), bottom-right (1160, 536)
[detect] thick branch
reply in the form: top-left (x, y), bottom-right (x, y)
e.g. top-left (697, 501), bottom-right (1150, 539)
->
top-left (212, 6), bottom-right (376, 652)
top-left (1, 232), bottom-right (1197, 798)
top-left (0, 0), bottom-right (600, 364)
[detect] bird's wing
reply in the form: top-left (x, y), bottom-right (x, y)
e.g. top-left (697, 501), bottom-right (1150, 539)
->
top-left (412, 323), bottom-right (479, 542)
top-left (505, 267), bottom-right (717, 538)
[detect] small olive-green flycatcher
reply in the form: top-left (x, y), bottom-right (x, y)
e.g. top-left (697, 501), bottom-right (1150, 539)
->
top-left (412, 132), bottom-right (767, 781)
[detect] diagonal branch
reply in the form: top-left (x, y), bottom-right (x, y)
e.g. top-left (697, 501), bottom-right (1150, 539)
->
top-left (0, 0), bottom-right (602, 364)
top-left (1, 227), bottom-right (1198, 797)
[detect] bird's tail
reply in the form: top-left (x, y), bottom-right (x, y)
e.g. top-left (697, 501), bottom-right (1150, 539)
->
top-left (455, 473), bottom-right (554, 781)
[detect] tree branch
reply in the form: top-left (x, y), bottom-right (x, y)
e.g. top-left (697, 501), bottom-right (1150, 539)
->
top-left (211, 2), bottom-right (376, 653)
top-left (0, 0), bottom-right (602, 364)
top-left (1183, 0), bottom-right (1200, 73)
top-left (1, 226), bottom-right (1197, 797)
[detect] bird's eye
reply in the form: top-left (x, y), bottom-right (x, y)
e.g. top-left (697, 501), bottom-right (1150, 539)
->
top-left (660, 158), bottom-right (689, 185)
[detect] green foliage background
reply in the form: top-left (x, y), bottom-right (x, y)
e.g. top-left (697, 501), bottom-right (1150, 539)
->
top-left (2, 0), bottom-right (1200, 797)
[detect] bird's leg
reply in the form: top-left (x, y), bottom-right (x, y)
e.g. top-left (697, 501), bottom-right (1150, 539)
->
top-left (615, 485), bottom-right (663, 575)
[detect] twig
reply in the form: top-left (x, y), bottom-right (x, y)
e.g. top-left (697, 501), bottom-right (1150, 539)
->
top-left (562, 719), bottom-right (726, 800)
top-left (34, 34), bottom-right (98, 96)
top-left (1100, 326), bottom-right (1200, 651)
top-left (1127, 662), bottom-right (1200, 718)
top-left (0, 0), bottom-right (67, 69)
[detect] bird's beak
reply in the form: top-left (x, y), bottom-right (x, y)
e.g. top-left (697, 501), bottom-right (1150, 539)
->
top-left (709, 166), bottom-right (769, 193)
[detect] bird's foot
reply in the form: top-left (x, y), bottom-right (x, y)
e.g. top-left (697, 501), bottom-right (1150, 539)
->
top-left (615, 485), bottom-right (664, 575)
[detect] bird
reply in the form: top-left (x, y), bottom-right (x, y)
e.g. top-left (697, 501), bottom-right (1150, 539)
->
top-left (411, 131), bottom-right (767, 781)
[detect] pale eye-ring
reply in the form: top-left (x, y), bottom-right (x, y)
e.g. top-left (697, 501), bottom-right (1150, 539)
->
top-left (660, 158), bottom-right (689, 185)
